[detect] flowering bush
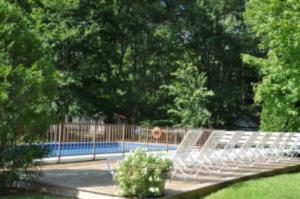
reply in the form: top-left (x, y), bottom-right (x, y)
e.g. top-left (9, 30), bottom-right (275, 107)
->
top-left (113, 149), bottom-right (173, 198)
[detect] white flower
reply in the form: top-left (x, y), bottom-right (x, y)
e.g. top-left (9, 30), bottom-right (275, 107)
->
top-left (142, 168), bottom-right (148, 174)
top-left (149, 186), bottom-right (160, 193)
top-left (149, 187), bottom-right (155, 192)
top-left (156, 176), bottom-right (162, 182)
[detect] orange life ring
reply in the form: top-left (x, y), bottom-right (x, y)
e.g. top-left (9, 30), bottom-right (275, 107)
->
top-left (152, 127), bottom-right (162, 139)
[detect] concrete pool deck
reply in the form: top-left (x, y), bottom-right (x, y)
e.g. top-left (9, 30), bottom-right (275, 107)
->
top-left (16, 158), bottom-right (300, 199)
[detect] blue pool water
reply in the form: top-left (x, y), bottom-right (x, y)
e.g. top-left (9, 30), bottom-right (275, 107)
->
top-left (44, 142), bottom-right (176, 157)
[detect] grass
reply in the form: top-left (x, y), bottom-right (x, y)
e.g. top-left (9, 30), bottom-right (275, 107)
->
top-left (0, 195), bottom-right (55, 199)
top-left (0, 190), bottom-right (66, 199)
top-left (205, 172), bottom-right (300, 199)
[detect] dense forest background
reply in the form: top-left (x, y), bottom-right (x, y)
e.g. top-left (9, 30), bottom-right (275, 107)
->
top-left (4, 0), bottom-right (260, 129)
top-left (45, 0), bottom-right (259, 128)
top-left (1, 0), bottom-right (299, 131)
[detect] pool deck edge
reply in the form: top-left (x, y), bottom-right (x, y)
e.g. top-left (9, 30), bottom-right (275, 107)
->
top-left (13, 161), bottom-right (300, 199)
top-left (13, 180), bottom-right (124, 199)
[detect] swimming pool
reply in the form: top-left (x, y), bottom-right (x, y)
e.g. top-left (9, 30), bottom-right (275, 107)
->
top-left (45, 142), bottom-right (177, 157)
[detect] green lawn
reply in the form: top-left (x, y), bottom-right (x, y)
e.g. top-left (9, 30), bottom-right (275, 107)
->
top-left (0, 191), bottom-right (65, 199)
top-left (205, 172), bottom-right (300, 199)
top-left (0, 195), bottom-right (55, 199)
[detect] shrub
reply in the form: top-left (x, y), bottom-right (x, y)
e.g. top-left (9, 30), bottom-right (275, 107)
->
top-left (0, 1), bottom-right (59, 192)
top-left (0, 145), bottom-right (48, 193)
top-left (113, 149), bottom-right (173, 198)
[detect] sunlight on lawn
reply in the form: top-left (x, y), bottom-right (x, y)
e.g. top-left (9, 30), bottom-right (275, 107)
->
top-left (205, 172), bottom-right (300, 199)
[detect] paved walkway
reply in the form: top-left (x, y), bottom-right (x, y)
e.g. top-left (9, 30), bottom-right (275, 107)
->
top-left (29, 158), bottom-right (300, 199)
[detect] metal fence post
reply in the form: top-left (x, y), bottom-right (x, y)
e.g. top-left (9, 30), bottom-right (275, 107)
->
top-left (146, 126), bottom-right (149, 151)
top-left (166, 126), bottom-right (169, 152)
top-left (122, 124), bottom-right (125, 157)
top-left (108, 124), bottom-right (111, 142)
top-left (175, 128), bottom-right (178, 144)
top-left (57, 123), bottom-right (63, 163)
top-left (93, 123), bottom-right (97, 160)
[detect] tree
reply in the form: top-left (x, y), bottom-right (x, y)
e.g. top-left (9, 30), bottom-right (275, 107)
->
top-left (0, 1), bottom-right (59, 191)
top-left (10, 0), bottom-right (259, 128)
top-left (243, 0), bottom-right (300, 131)
top-left (24, 0), bottom-right (182, 124)
top-left (163, 63), bottom-right (214, 127)
top-left (166, 0), bottom-right (259, 128)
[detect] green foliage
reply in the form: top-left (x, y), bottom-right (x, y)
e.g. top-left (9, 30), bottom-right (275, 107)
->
top-left (10, 0), bottom-right (258, 127)
top-left (0, 196), bottom-right (55, 199)
top-left (24, 0), bottom-right (180, 122)
top-left (167, 0), bottom-right (259, 127)
top-left (0, 195), bottom-right (55, 199)
top-left (0, 0), bottom-right (261, 134)
top-left (140, 119), bottom-right (175, 127)
top-left (0, 190), bottom-right (60, 199)
top-left (113, 150), bottom-right (173, 198)
top-left (0, 145), bottom-right (48, 190)
top-left (243, 0), bottom-right (300, 131)
top-left (0, 65), bottom-right (10, 101)
top-left (163, 63), bottom-right (214, 127)
top-left (0, 0), bottom-right (59, 191)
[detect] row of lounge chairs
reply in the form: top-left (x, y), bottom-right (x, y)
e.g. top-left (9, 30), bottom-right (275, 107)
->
top-left (172, 130), bottom-right (300, 179)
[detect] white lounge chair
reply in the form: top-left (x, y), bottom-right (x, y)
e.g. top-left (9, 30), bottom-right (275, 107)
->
top-left (194, 130), bottom-right (244, 175)
top-left (284, 133), bottom-right (300, 160)
top-left (171, 129), bottom-right (203, 179)
top-left (216, 131), bottom-right (244, 170)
